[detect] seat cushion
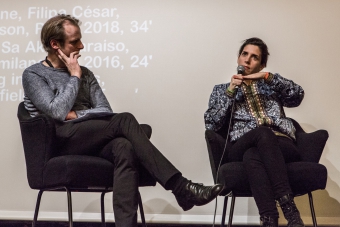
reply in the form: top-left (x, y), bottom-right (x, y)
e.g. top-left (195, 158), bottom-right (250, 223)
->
top-left (287, 162), bottom-right (327, 195)
top-left (43, 155), bottom-right (114, 189)
top-left (218, 162), bottom-right (327, 197)
top-left (218, 162), bottom-right (252, 196)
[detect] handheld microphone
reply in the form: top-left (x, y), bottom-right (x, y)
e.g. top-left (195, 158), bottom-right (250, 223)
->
top-left (237, 65), bottom-right (245, 75)
top-left (235, 65), bottom-right (245, 89)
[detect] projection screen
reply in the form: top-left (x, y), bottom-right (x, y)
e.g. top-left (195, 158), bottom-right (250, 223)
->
top-left (1, 0), bottom-right (340, 225)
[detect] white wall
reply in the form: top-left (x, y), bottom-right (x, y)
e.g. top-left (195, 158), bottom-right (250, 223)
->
top-left (0, 0), bottom-right (339, 225)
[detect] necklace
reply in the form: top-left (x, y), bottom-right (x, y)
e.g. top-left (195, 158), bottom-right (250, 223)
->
top-left (45, 56), bottom-right (54, 68)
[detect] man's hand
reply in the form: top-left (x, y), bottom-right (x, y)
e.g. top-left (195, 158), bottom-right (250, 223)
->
top-left (57, 49), bottom-right (82, 78)
top-left (65, 111), bottom-right (78, 120)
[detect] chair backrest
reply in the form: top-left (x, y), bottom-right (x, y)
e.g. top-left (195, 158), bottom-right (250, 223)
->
top-left (17, 101), bottom-right (57, 189)
top-left (204, 115), bottom-right (230, 182)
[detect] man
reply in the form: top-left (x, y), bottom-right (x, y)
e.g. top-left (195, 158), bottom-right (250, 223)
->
top-left (204, 38), bottom-right (305, 227)
top-left (22, 14), bottom-right (223, 227)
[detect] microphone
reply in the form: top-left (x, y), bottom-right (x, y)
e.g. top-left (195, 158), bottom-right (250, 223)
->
top-left (237, 65), bottom-right (245, 75)
top-left (235, 65), bottom-right (245, 89)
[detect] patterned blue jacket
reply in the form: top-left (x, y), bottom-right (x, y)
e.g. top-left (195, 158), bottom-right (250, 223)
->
top-left (204, 73), bottom-right (304, 141)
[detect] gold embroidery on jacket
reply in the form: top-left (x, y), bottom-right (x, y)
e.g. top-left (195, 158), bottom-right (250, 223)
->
top-left (242, 82), bottom-right (273, 127)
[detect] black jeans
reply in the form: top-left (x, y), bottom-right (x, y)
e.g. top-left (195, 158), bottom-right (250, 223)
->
top-left (55, 112), bottom-right (181, 227)
top-left (228, 126), bottom-right (301, 217)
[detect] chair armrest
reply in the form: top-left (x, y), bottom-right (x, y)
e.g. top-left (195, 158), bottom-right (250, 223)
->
top-left (205, 129), bottom-right (228, 183)
top-left (295, 129), bottom-right (329, 163)
top-left (290, 118), bottom-right (329, 163)
top-left (140, 124), bottom-right (152, 139)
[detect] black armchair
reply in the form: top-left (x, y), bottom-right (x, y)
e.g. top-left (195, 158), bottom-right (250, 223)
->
top-left (17, 101), bottom-right (156, 227)
top-left (205, 115), bottom-right (328, 227)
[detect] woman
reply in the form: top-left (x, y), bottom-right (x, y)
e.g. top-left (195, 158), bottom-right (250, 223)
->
top-left (204, 37), bottom-right (305, 227)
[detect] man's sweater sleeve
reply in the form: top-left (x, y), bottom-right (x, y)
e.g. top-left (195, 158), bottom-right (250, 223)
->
top-left (22, 68), bottom-right (80, 121)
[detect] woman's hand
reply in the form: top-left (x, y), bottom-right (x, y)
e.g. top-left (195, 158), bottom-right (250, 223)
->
top-left (242, 72), bottom-right (267, 81)
top-left (228, 74), bottom-right (243, 91)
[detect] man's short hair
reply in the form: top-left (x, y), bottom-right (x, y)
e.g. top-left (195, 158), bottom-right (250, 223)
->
top-left (238, 37), bottom-right (270, 67)
top-left (41, 14), bottom-right (81, 53)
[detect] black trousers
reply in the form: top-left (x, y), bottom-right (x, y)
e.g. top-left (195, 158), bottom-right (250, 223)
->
top-left (227, 126), bottom-right (301, 217)
top-left (55, 112), bottom-right (181, 227)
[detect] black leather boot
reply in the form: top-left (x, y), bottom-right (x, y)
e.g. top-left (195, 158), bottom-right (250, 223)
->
top-left (174, 181), bottom-right (223, 211)
top-left (278, 194), bottom-right (305, 227)
top-left (260, 216), bottom-right (278, 227)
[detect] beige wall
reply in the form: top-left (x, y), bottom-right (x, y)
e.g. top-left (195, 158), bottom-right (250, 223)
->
top-left (0, 0), bottom-right (339, 225)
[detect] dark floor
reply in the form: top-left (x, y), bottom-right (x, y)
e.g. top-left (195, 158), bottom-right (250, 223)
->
top-left (0, 221), bottom-right (217, 227)
top-left (0, 221), bottom-right (336, 227)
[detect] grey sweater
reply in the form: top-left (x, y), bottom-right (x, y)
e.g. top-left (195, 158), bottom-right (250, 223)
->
top-left (22, 61), bottom-right (113, 122)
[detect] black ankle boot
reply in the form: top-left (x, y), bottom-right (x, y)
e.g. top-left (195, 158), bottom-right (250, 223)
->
top-left (260, 216), bottom-right (278, 227)
top-left (174, 181), bottom-right (223, 211)
top-left (278, 194), bottom-right (305, 227)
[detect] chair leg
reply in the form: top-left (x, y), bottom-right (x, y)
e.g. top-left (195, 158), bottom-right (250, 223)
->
top-left (138, 192), bottom-right (147, 227)
top-left (32, 190), bottom-right (44, 227)
top-left (221, 196), bottom-right (229, 227)
top-left (308, 192), bottom-right (317, 227)
top-left (101, 192), bottom-right (107, 227)
top-left (227, 195), bottom-right (236, 227)
top-left (65, 188), bottom-right (73, 227)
